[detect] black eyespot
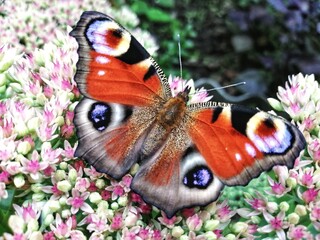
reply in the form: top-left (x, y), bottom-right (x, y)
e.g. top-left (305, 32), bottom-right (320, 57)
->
top-left (88, 102), bottom-right (111, 131)
top-left (183, 165), bottom-right (213, 189)
top-left (111, 28), bottom-right (122, 38)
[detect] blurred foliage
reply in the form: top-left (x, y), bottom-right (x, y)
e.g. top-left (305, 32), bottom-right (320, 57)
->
top-left (113, 0), bottom-right (198, 79)
top-left (115, 0), bottom-right (320, 100)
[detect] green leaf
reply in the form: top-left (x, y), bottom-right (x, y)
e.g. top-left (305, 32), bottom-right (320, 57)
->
top-left (155, 0), bottom-right (174, 8)
top-left (131, 1), bottom-right (149, 15)
top-left (146, 8), bottom-right (172, 23)
top-left (0, 189), bottom-right (15, 235)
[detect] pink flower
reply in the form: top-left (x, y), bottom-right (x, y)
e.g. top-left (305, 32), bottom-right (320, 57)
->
top-left (105, 180), bottom-right (125, 200)
top-left (266, 174), bottom-right (290, 196)
top-left (20, 150), bottom-right (48, 180)
top-left (66, 189), bottom-right (93, 214)
top-left (75, 177), bottom-right (90, 192)
top-left (111, 214), bottom-right (123, 230)
top-left (215, 200), bottom-right (236, 222)
top-left (186, 214), bottom-right (203, 231)
top-left (258, 211), bottom-right (289, 240)
top-left (310, 203), bottom-right (320, 222)
top-left (301, 188), bottom-right (318, 203)
top-left (63, 140), bottom-right (76, 159)
top-left (86, 214), bottom-right (109, 233)
top-left (13, 202), bottom-right (40, 222)
top-left (287, 225), bottom-right (308, 240)
top-left (0, 170), bottom-right (10, 183)
top-left (50, 214), bottom-right (73, 239)
top-left (158, 212), bottom-right (182, 228)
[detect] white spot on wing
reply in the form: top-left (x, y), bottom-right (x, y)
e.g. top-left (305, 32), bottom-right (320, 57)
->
top-left (96, 56), bottom-right (110, 64)
top-left (98, 70), bottom-right (105, 76)
top-left (235, 153), bottom-right (242, 161)
top-left (245, 143), bottom-right (256, 157)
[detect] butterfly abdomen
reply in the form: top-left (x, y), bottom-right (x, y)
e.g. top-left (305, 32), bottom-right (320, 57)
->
top-left (141, 96), bottom-right (187, 158)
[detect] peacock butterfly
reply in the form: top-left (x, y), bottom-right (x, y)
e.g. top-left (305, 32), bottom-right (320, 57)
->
top-left (70, 11), bottom-right (306, 218)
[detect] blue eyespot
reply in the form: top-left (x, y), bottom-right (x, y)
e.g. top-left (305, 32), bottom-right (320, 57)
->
top-left (88, 102), bottom-right (111, 131)
top-left (183, 166), bottom-right (213, 189)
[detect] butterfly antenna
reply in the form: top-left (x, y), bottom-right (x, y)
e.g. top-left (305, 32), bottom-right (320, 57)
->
top-left (177, 33), bottom-right (183, 79)
top-left (196, 82), bottom-right (247, 94)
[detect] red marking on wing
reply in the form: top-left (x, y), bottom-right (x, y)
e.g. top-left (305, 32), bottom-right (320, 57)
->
top-left (188, 109), bottom-right (263, 180)
top-left (105, 30), bottom-right (122, 49)
top-left (86, 51), bottom-right (162, 106)
top-left (255, 121), bottom-right (276, 137)
top-left (144, 148), bottom-right (180, 186)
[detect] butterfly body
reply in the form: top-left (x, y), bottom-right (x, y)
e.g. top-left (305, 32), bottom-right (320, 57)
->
top-left (71, 11), bottom-right (306, 217)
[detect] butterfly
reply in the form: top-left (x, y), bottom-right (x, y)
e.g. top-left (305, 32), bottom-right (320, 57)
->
top-left (70, 11), bottom-right (306, 218)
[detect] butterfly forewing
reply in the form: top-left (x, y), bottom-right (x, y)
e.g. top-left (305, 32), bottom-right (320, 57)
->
top-left (186, 103), bottom-right (306, 185)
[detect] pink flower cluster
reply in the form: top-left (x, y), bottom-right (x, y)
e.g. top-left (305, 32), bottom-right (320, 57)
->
top-left (0, 0), bottom-right (158, 55)
top-left (0, 1), bottom-right (318, 238)
top-left (234, 73), bottom-right (320, 240)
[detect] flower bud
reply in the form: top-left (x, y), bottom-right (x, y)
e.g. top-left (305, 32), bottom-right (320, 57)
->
top-left (27, 219), bottom-right (39, 232)
top-left (179, 235), bottom-right (189, 240)
top-left (286, 177), bottom-right (297, 189)
top-left (295, 205), bottom-right (307, 216)
top-left (130, 163), bottom-right (140, 175)
top-left (44, 214), bottom-right (54, 226)
top-left (15, 122), bottom-right (29, 137)
top-left (68, 168), bottom-right (77, 182)
top-left (225, 234), bottom-right (236, 240)
top-left (54, 116), bottom-right (65, 126)
top-left (29, 231), bottom-right (43, 240)
top-left (55, 170), bottom-right (66, 181)
top-left (32, 192), bottom-right (45, 201)
top-left (171, 226), bottom-right (184, 238)
top-left (36, 93), bottom-right (46, 106)
top-left (59, 162), bottom-right (68, 170)
top-left (95, 179), bottom-right (105, 189)
top-left (27, 117), bottom-right (40, 132)
top-left (203, 219), bottom-right (219, 231)
top-left (0, 73), bottom-right (7, 86)
top-left (9, 82), bottom-right (22, 92)
top-left (111, 202), bottom-right (119, 210)
top-left (250, 216), bottom-right (261, 224)
top-left (267, 98), bottom-right (283, 111)
top-left (13, 174), bottom-right (25, 188)
top-left (31, 183), bottom-right (42, 193)
top-left (48, 200), bottom-right (61, 212)
top-left (124, 211), bottom-right (138, 227)
top-left (288, 212), bottom-right (300, 224)
top-left (266, 202), bottom-right (278, 213)
top-left (0, 85), bottom-right (6, 94)
top-left (97, 200), bottom-right (109, 211)
top-left (17, 141), bottom-right (32, 155)
top-left (57, 180), bottom-right (72, 192)
top-left (89, 192), bottom-right (102, 204)
top-left (205, 231), bottom-right (218, 240)
top-left (232, 222), bottom-right (248, 234)
top-left (279, 202), bottom-right (290, 212)
top-left (61, 209), bottom-right (71, 219)
top-left (59, 195), bottom-right (67, 206)
top-left (8, 215), bottom-right (25, 233)
top-left (118, 196), bottom-right (128, 207)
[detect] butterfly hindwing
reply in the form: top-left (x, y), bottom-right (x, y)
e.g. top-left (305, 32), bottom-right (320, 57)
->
top-left (74, 98), bottom-right (157, 179)
top-left (70, 11), bottom-right (171, 106)
top-left (187, 103), bottom-right (306, 185)
top-left (131, 131), bottom-right (223, 218)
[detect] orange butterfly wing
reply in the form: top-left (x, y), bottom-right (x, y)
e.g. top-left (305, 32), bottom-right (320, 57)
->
top-left (70, 11), bottom-right (171, 106)
top-left (187, 103), bottom-right (306, 185)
